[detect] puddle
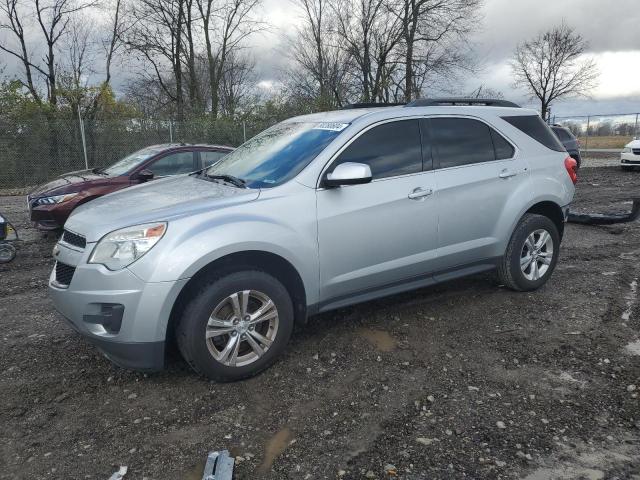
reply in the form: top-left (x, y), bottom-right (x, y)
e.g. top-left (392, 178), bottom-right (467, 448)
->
top-left (257, 427), bottom-right (293, 474)
top-left (357, 328), bottom-right (396, 352)
top-left (625, 339), bottom-right (640, 356)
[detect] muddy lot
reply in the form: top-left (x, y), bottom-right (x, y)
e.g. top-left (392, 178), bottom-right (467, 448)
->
top-left (1, 167), bottom-right (640, 479)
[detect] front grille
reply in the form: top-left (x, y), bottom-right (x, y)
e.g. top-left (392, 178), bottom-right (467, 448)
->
top-left (55, 262), bottom-right (76, 287)
top-left (633, 149), bottom-right (640, 156)
top-left (62, 229), bottom-right (86, 249)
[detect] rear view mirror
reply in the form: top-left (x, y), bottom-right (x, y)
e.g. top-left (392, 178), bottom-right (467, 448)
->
top-left (136, 169), bottom-right (154, 182)
top-left (324, 162), bottom-right (372, 188)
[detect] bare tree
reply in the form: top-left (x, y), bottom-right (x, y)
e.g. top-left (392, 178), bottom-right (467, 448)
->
top-left (286, 0), bottom-right (351, 108)
top-left (195, 0), bottom-right (264, 118)
top-left (392, 0), bottom-right (481, 101)
top-left (102, 0), bottom-right (124, 87)
top-left (34, 0), bottom-right (98, 105)
top-left (511, 24), bottom-right (598, 120)
top-left (0, 0), bottom-right (96, 105)
top-left (219, 51), bottom-right (255, 116)
top-left (331, 0), bottom-right (402, 102)
top-left (126, 0), bottom-right (187, 120)
top-left (0, 0), bottom-right (43, 102)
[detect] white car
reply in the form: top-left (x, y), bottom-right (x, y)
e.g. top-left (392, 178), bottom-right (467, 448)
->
top-left (621, 139), bottom-right (640, 170)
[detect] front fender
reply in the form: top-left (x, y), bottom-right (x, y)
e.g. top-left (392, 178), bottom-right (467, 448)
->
top-left (128, 213), bottom-right (319, 305)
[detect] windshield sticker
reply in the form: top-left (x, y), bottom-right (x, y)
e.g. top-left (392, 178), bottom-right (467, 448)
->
top-left (313, 122), bottom-right (349, 132)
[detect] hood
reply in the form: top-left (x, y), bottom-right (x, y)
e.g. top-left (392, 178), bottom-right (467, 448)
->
top-left (29, 169), bottom-right (107, 197)
top-left (625, 139), bottom-right (640, 149)
top-left (65, 174), bottom-right (260, 242)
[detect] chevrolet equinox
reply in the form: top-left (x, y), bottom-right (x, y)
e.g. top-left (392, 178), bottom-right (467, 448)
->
top-left (49, 99), bottom-right (578, 381)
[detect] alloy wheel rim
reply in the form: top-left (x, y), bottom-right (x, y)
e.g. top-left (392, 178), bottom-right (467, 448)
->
top-left (205, 290), bottom-right (279, 367)
top-left (520, 229), bottom-right (553, 281)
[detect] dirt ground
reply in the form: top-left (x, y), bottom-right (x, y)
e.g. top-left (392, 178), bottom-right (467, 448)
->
top-left (1, 167), bottom-right (640, 480)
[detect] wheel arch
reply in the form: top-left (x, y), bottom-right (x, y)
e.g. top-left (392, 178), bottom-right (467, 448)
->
top-left (167, 250), bottom-right (308, 341)
top-left (525, 200), bottom-right (565, 239)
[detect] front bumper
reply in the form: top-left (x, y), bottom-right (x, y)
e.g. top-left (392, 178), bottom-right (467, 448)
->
top-left (621, 153), bottom-right (640, 165)
top-left (29, 200), bottom-right (76, 230)
top-left (49, 242), bottom-right (188, 371)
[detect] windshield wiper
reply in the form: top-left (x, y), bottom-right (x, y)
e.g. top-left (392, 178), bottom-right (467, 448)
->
top-left (200, 173), bottom-right (247, 188)
top-left (91, 167), bottom-right (107, 175)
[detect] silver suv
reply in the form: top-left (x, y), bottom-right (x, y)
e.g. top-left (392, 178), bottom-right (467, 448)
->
top-left (49, 99), bottom-right (578, 381)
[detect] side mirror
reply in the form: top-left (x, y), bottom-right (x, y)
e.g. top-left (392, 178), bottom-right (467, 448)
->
top-left (324, 162), bottom-right (372, 188)
top-left (135, 169), bottom-right (154, 182)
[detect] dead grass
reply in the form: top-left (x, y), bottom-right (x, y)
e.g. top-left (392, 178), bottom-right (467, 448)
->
top-left (578, 135), bottom-right (633, 149)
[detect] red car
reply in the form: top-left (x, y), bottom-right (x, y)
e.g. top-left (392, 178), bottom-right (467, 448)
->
top-left (28, 143), bottom-right (233, 230)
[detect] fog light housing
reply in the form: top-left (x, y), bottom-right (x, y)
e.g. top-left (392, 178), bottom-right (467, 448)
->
top-left (83, 303), bottom-right (125, 334)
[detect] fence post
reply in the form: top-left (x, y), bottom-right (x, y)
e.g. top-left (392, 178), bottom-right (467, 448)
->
top-left (169, 119), bottom-right (174, 143)
top-left (635, 113), bottom-right (639, 139)
top-left (585, 116), bottom-right (590, 152)
top-left (77, 105), bottom-right (89, 170)
top-left (243, 121), bottom-right (246, 143)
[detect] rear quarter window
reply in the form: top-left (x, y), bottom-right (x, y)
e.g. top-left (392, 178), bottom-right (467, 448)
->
top-left (502, 115), bottom-right (565, 152)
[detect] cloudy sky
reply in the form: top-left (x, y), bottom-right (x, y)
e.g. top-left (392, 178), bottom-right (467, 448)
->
top-left (2, 0), bottom-right (639, 118)
top-left (252, 0), bottom-right (640, 118)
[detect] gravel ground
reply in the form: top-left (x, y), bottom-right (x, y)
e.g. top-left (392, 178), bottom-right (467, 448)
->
top-left (1, 167), bottom-right (640, 480)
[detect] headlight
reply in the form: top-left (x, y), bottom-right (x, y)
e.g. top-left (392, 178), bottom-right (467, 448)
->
top-left (622, 147), bottom-right (632, 153)
top-left (89, 222), bottom-right (167, 271)
top-left (36, 193), bottom-right (78, 205)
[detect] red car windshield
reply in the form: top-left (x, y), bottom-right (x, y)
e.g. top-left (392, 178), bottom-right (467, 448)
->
top-left (102, 146), bottom-right (164, 176)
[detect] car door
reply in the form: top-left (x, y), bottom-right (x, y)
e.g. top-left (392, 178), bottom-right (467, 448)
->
top-left (429, 116), bottom-right (530, 271)
top-left (316, 118), bottom-right (439, 304)
top-left (145, 150), bottom-right (197, 178)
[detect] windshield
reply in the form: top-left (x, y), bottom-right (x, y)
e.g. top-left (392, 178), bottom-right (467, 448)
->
top-left (102, 146), bottom-right (164, 176)
top-left (204, 122), bottom-right (347, 188)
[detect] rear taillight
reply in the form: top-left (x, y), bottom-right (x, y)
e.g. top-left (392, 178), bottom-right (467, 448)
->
top-left (564, 156), bottom-right (578, 184)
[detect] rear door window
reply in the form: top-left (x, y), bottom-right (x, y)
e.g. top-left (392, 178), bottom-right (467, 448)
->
top-left (491, 129), bottom-right (515, 160)
top-left (201, 150), bottom-right (229, 168)
top-left (430, 118), bottom-right (497, 168)
top-left (503, 115), bottom-right (565, 151)
top-left (332, 120), bottom-right (422, 179)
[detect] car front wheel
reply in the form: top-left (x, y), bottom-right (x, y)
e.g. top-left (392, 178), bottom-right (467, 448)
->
top-left (176, 270), bottom-right (294, 381)
top-left (498, 213), bottom-right (560, 291)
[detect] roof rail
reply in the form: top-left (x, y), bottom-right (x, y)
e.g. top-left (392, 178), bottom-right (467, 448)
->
top-left (406, 98), bottom-right (520, 108)
top-left (341, 102), bottom-right (405, 109)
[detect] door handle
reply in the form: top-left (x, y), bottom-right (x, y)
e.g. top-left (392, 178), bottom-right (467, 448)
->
top-left (408, 187), bottom-right (433, 200)
top-left (499, 169), bottom-right (517, 179)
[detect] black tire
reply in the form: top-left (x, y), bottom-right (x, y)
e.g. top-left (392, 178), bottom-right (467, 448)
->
top-left (497, 213), bottom-right (560, 292)
top-left (0, 243), bottom-right (16, 263)
top-left (176, 270), bottom-right (294, 381)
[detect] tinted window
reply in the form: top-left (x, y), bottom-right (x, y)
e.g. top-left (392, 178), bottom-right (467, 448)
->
top-left (552, 127), bottom-right (573, 142)
top-left (502, 115), bottom-right (565, 152)
top-left (202, 150), bottom-right (228, 167)
top-left (149, 152), bottom-right (195, 176)
top-left (332, 120), bottom-right (422, 179)
top-left (431, 118), bottom-right (496, 168)
top-left (491, 129), bottom-right (515, 160)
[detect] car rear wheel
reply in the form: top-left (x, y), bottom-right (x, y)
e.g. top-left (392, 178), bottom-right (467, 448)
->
top-left (498, 213), bottom-right (560, 291)
top-left (176, 270), bottom-right (294, 381)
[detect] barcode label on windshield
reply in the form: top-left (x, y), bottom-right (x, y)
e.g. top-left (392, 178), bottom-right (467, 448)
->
top-left (313, 123), bottom-right (349, 132)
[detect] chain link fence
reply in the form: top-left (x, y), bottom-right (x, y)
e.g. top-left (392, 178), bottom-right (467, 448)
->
top-left (551, 113), bottom-right (640, 151)
top-left (0, 114), bottom-right (271, 191)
